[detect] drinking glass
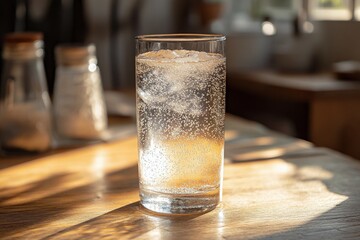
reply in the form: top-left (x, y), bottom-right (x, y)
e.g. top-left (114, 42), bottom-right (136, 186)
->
top-left (135, 34), bottom-right (226, 214)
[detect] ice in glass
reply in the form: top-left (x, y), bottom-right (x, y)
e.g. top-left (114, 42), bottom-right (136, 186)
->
top-left (136, 35), bottom-right (226, 214)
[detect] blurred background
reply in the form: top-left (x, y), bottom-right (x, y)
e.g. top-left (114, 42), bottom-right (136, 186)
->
top-left (0, 0), bottom-right (360, 158)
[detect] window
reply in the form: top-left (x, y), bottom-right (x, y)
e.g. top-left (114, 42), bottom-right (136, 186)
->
top-left (355, 0), bottom-right (360, 19)
top-left (251, 0), bottom-right (299, 21)
top-left (309, 0), bottom-right (352, 20)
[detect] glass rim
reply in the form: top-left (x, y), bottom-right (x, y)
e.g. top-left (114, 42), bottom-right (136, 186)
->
top-left (135, 34), bottom-right (226, 42)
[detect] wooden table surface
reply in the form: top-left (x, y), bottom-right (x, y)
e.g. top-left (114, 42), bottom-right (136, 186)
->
top-left (228, 71), bottom-right (360, 160)
top-left (1, 115), bottom-right (360, 240)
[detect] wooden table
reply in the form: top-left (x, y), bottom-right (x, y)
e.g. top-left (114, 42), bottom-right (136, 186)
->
top-left (227, 71), bottom-right (360, 160)
top-left (1, 115), bottom-right (360, 239)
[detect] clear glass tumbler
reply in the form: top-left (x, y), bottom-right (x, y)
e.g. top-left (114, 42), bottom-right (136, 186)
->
top-left (135, 34), bottom-right (226, 214)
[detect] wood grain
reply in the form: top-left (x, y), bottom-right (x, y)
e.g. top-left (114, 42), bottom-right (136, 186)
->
top-left (1, 116), bottom-right (360, 239)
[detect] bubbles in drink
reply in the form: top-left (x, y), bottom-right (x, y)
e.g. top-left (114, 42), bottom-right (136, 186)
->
top-left (139, 137), bottom-right (224, 194)
top-left (136, 49), bottom-right (225, 195)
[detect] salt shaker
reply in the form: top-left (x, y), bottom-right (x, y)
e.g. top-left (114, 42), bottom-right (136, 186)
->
top-left (0, 32), bottom-right (52, 153)
top-left (53, 44), bottom-right (107, 140)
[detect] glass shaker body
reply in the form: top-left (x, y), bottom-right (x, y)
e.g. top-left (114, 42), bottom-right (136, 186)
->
top-left (0, 33), bottom-right (52, 153)
top-left (53, 44), bottom-right (107, 140)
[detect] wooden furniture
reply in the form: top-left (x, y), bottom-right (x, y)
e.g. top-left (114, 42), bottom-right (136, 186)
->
top-left (227, 71), bottom-right (360, 160)
top-left (1, 115), bottom-right (360, 239)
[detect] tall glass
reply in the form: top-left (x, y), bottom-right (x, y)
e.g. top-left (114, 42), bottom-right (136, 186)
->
top-left (136, 34), bottom-right (226, 214)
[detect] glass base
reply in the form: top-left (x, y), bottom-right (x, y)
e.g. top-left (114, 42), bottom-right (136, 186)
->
top-left (140, 189), bottom-right (220, 214)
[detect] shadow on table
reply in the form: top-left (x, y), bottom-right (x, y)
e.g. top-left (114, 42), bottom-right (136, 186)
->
top-left (0, 173), bottom-right (71, 204)
top-left (43, 150), bottom-right (360, 239)
top-left (0, 163), bottom-right (139, 239)
top-left (1, 117), bottom-right (360, 239)
top-left (224, 119), bottom-right (360, 237)
top-left (253, 151), bottom-right (360, 240)
top-left (0, 117), bottom-right (136, 171)
top-left (0, 145), bottom-right (94, 170)
top-left (44, 201), bottom-right (225, 240)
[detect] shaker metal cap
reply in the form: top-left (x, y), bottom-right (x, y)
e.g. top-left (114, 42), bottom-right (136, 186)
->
top-left (56, 44), bottom-right (97, 66)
